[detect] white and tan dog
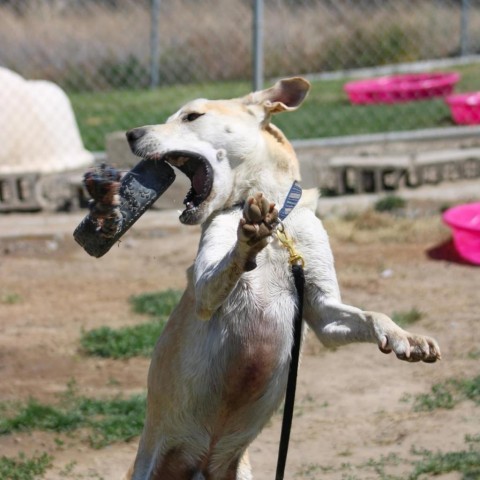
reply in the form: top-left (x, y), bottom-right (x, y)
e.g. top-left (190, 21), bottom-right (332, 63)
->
top-left (125, 77), bottom-right (441, 480)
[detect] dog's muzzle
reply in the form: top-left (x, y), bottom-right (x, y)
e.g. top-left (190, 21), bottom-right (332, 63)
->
top-left (73, 148), bottom-right (216, 257)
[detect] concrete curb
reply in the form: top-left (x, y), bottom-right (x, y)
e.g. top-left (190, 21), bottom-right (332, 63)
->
top-left (1, 179), bottom-right (478, 240)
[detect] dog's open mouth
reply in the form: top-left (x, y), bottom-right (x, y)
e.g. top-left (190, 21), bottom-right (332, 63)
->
top-left (161, 150), bottom-right (213, 222)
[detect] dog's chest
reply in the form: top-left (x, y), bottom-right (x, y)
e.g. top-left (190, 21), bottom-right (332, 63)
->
top-left (211, 243), bottom-right (297, 395)
top-left (226, 241), bottom-right (296, 323)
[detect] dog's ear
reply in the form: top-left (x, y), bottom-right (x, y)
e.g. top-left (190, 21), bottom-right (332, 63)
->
top-left (242, 77), bottom-right (311, 114)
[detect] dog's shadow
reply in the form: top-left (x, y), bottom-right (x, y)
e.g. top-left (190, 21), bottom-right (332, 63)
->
top-left (426, 238), bottom-right (472, 265)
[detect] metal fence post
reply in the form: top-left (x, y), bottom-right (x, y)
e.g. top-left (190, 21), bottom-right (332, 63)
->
top-left (252, 0), bottom-right (264, 91)
top-left (460, 0), bottom-right (470, 56)
top-left (150, 0), bottom-right (161, 89)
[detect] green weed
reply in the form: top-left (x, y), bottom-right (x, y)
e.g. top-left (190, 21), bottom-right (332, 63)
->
top-left (457, 375), bottom-right (480, 404)
top-left (466, 434), bottom-right (480, 444)
top-left (80, 289), bottom-right (182, 359)
top-left (0, 382), bottom-right (146, 449)
top-left (412, 382), bottom-right (458, 411)
top-left (467, 349), bottom-right (480, 360)
top-left (295, 437), bottom-right (480, 479)
top-left (0, 399), bottom-right (84, 434)
top-left (391, 308), bottom-right (423, 328)
top-left (409, 375), bottom-right (480, 412)
top-left (411, 446), bottom-right (480, 480)
top-left (374, 195), bottom-right (407, 213)
top-left (295, 462), bottom-right (333, 478)
top-left (80, 321), bottom-right (166, 359)
top-left (59, 460), bottom-right (77, 477)
top-left (0, 452), bottom-right (52, 480)
top-left (0, 292), bottom-right (22, 305)
top-left (130, 289), bottom-right (182, 317)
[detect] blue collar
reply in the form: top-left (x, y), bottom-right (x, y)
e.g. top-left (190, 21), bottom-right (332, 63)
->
top-left (278, 181), bottom-right (302, 221)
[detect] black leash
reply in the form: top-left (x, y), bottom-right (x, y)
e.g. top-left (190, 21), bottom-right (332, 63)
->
top-left (274, 180), bottom-right (305, 480)
top-left (275, 262), bottom-right (305, 480)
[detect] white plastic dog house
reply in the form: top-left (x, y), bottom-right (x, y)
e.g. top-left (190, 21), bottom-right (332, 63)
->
top-left (0, 67), bottom-right (93, 209)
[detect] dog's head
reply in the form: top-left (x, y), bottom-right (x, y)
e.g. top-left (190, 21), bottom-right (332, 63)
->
top-left (126, 77), bottom-right (310, 224)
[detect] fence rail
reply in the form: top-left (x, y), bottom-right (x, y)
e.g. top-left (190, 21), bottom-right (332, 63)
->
top-left (1, 0), bottom-right (480, 167)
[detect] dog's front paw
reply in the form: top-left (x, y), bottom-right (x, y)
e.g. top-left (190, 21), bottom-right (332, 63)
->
top-left (239, 193), bottom-right (278, 246)
top-left (238, 193), bottom-right (278, 271)
top-left (367, 311), bottom-right (441, 363)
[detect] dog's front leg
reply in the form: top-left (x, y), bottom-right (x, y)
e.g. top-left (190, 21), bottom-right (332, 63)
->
top-left (194, 193), bottom-right (278, 320)
top-left (304, 298), bottom-right (441, 363)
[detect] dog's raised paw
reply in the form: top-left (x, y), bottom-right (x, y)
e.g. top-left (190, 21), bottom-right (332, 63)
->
top-left (239, 193), bottom-right (278, 247)
top-left (378, 331), bottom-right (441, 363)
top-left (368, 311), bottom-right (441, 363)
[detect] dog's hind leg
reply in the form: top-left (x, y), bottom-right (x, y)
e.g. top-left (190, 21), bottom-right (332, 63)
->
top-left (192, 473), bottom-right (206, 480)
top-left (218, 450), bottom-right (252, 480)
top-left (304, 298), bottom-right (441, 363)
top-left (122, 462), bottom-right (134, 480)
top-left (236, 451), bottom-right (253, 480)
top-left (225, 450), bottom-right (252, 480)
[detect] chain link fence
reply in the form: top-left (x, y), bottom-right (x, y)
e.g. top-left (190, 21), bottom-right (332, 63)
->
top-left (1, 0), bottom-right (480, 173)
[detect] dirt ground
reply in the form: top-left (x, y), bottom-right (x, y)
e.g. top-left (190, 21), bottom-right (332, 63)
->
top-left (0, 203), bottom-right (478, 480)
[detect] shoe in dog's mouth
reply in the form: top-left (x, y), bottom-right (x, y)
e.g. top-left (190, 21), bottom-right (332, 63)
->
top-left (156, 150), bottom-right (213, 223)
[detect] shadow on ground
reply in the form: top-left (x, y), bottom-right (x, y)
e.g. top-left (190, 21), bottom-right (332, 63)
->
top-left (426, 238), bottom-right (475, 266)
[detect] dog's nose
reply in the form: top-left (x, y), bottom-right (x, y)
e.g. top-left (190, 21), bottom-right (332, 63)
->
top-left (126, 127), bottom-right (147, 144)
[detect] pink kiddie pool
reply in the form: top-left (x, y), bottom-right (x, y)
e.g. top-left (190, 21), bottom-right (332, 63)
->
top-left (445, 92), bottom-right (480, 125)
top-left (345, 72), bottom-right (460, 105)
top-left (443, 202), bottom-right (480, 265)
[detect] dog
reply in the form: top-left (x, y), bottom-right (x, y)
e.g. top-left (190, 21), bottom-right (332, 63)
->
top-left (124, 77), bottom-right (441, 480)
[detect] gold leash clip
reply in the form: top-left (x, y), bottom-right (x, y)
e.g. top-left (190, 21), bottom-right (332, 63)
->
top-left (275, 222), bottom-right (305, 268)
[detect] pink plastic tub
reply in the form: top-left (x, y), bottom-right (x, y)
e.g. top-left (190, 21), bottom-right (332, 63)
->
top-left (344, 72), bottom-right (460, 105)
top-left (445, 92), bottom-right (480, 125)
top-left (442, 202), bottom-right (480, 265)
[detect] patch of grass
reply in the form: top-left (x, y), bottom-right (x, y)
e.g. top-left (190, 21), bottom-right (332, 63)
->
top-left (130, 289), bottom-right (182, 317)
top-left (0, 452), bottom-right (52, 480)
top-left (70, 63), bottom-right (480, 151)
top-left (59, 460), bottom-right (77, 477)
top-left (409, 375), bottom-right (480, 412)
top-left (75, 394), bottom-right (146, 448)
top-left (0, 292), bottom-right (22, 305)
top-left (411, 446), bottom-right (480, 480)
top-left (391, 308), bottom-right (423, 328)
top-left (374, 195), bottom-right (407, 213)
top-left (80, 321), bottom-right (166, 359)
top-left (467, 349), bottom-right (480, 360)
top-left (295, 462), bottom-right (333, 478)
top-left (295, 436), bottom-right (480, 479)
top-left (80, 289), bottom-right (182, 359)
top-left (0, 399), bottom-right (84, 434)
top-left (458, 375), bottom-right (480, 404)
top-left (412, 382), bottom-right (457, 412)
top-left (351, 209), bottom-right (396, 231)
top-left (361, 453), bottom-right (403, 479)
top-left (70, 81), bottom-right (250, 151)
top-left (466, 434), bottom-right (480, 444)
top-left (0, 382), bottom-right (146, 449)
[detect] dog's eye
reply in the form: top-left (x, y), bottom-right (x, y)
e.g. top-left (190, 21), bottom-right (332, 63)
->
top-left (184, 112), bottom-right (204, 122)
